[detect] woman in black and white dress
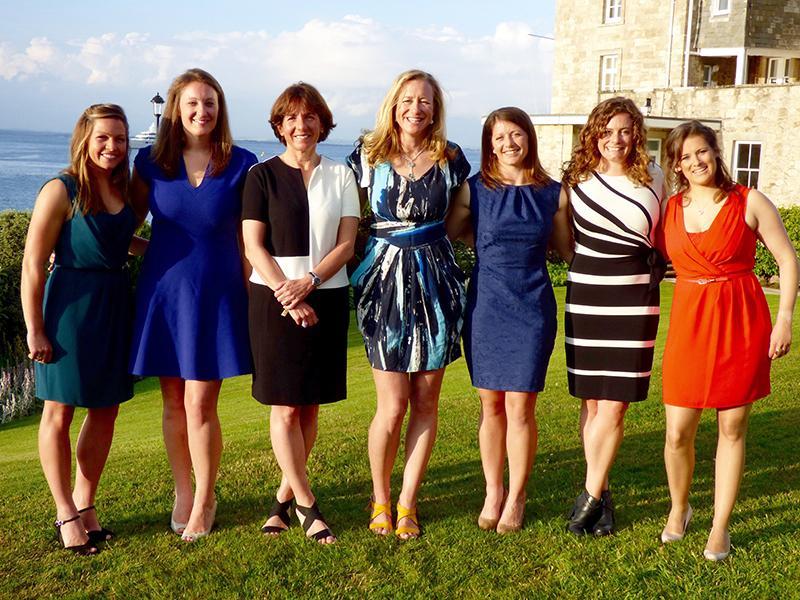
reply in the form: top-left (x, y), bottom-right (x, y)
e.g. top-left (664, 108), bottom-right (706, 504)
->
top-left (242, 83), bottom-right (359, 544)
top-left (562, 97), bottom-right (665, 536)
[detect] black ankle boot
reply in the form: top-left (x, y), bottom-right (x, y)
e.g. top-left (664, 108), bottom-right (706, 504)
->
top-left (566, 490), bottom-right (603, 536)
top-left (592, 490), bottom-right (615, 536)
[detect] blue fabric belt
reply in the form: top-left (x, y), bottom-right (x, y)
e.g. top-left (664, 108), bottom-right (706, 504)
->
top-left (371, 221), bottom-right (447, 249)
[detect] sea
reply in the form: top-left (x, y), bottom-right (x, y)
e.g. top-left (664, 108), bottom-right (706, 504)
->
top-left (0, 129), bottom-right (480, 213)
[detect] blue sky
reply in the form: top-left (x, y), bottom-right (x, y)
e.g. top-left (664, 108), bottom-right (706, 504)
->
top-left (0, 1), bottom-right (556, 146)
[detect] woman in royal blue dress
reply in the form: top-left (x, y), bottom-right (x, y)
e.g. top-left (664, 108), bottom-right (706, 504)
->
top-left (22, 104), bottom-right (143, 555)
top-left (447, 107), bottom-right (572, 533)
top-left (129, 69), bottom-right (257, 542)
top-left (348, 69), bottom-right (470, 539)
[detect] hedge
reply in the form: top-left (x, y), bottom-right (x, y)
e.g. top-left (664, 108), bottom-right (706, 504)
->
top-left (754, 206), bottom-right (800, 281)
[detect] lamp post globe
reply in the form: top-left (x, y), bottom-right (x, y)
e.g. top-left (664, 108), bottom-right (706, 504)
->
top-left (151, 92), bottom-right (165, 130)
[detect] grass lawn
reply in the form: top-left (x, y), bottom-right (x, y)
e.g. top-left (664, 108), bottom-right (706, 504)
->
top-left (1, 284), bottom-right (799, 599)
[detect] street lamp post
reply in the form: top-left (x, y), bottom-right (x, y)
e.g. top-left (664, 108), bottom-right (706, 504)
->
top-left (151, 92), bottom-right (165, 131)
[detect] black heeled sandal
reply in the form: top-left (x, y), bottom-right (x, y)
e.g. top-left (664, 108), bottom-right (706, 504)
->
top-left (78, 505), bottom-right (114, 543)
top-left (295, 502), bottom-right (335, 543)
top-left (261, 498), bottom-right (293, 535)
top-left (55, 515), bottom-right (99, 556)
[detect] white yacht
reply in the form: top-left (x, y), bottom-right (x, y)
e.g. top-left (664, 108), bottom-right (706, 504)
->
top-left (130, 123), bottom-right (157, 148)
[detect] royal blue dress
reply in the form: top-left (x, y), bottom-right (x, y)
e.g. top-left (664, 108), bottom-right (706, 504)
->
top-left (463, 176), bottom-right (560, 392)
top-left (348, 143), bottom-right (470, 372)
top-left (130, 146), bottom-right (258, 380)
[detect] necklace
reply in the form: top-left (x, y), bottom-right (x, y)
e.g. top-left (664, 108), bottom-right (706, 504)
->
top-left (401, 147), bottom-right (427, 181)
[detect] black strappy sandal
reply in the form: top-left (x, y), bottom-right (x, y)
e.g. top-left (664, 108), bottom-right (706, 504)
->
top-left (55, 515), bottom-right (99, 556)
top-left (261, 498), bottom-right (293, 535)
top-left (295, 502), bottom-right (335, 543)
top-left (78, 505), bottom-right (114, 543)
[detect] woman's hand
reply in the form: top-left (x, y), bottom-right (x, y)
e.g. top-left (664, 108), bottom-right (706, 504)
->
top-left (274, 276), bottom-right (314, 310)
top-left (768, 317), bottom-right (792, 360)
top-left (27, 330), bottom-right (53, 363)
top-left (287, 302), bottom-right (318, 328)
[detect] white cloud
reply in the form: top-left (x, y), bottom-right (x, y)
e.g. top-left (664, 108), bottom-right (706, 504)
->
top-left (0, 37), bottom-right (57, 80)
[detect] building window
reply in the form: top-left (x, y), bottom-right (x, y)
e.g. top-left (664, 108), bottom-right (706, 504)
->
top-left (600, 54), bottom-right (619, 91)
top-left (712, 0), bottom-right (730, 16)
top-left (702, 65), bottom-right (715, 87)
top-left (767, 58), bottom-right (789, 84)
top-left (604, 0), bottom-right (623, 23)
top-left (646, 139), bottom-right (662, 165)
top-left (733, 142), bottom-right (761, 188)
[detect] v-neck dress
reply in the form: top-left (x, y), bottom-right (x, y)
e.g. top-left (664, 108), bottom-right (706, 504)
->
top-left (35, 174), bottom-right (137, 407)
top-left (347, 142), bottom-right (471, 372)
top-left (661, 185), bottom-right (772, 409)
top-left (130, 145), bottom-right (258, 380)
top-left (565, 165), bottom-right (664, 402)
top-left (241, 156), bottom-right (360, 405)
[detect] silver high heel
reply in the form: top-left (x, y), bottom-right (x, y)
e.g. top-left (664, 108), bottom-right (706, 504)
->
top-left (170, 499), bottom-right (188, 535)
top-left (660, 504), bottom-right (693, 543)
top-left (703, 528), bottom-right (731, 561)
top-left (181, 501), bottom-right (217, 542)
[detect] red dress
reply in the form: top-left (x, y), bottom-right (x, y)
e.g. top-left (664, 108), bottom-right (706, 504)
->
top-left (661, 185), bottom-right (772, 409)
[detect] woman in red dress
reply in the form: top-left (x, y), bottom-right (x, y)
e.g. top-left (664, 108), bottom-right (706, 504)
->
top-left (660, 121), bottom-right (798, 560)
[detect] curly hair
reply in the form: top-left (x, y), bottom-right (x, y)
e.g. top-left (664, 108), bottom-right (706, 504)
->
top-left (664, 120), bottom-right (735, 203)
top-left (151, 68), bottom-right (233, 178)
top-left (563, 96), bottom-right (652, 188)
top-left (360, 69), bottom-right (453, 167)
top-left (64, 103), bottom-right (130, 215)
top-left (479, 107), bottom-right (553, 190)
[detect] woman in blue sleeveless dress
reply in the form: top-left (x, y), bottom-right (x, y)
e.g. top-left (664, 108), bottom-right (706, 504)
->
top-left (129, 69), bottom-right (257, 541)
top-left (348, 70), bottom-right (470, 539)
top-left (448, 107), bottom-right (572, 533)
top-left (22, 104), bottom-right (143, 555)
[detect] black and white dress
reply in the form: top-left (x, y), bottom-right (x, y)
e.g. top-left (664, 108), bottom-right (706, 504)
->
top-left (565, 165), bottom-right (664, 402)
top-left (242, 156), bottom-right (360, 406)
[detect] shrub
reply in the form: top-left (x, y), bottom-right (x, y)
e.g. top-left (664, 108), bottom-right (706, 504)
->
top-left (754, 206), bottom-right (800, 282)
top-left (0, 211), bottom-right (31, 367)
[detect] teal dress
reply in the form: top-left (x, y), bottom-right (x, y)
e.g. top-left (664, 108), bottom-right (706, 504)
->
top-left (35, 175), bottom-right (137, 407)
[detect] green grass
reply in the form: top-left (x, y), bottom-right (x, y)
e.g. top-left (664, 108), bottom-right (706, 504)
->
top-left (1, 284), bottom-right (799, 599)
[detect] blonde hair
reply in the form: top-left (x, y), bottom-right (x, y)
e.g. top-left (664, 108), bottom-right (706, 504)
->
top-left (563, 96), bottom-right (652, 188)
top-left (664, 120), bottom-right (735, 203)
top-left (64, 103), bottom-right (130, 215)
top-left (152, 68), bottom-right (233, 178)
top-left (360, 69), bottom-right (453, 167)
top-left (480, 107), bottom-right (552, 190)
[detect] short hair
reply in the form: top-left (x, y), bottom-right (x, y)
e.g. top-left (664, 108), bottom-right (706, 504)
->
top-left (664, 120), bottom-right (735, 201)
top-left (269, 82), bottom-right (336, 145)
top-left (360, 69), bottom-right (452, 167)
top-left (151, 68), bottom-right (233, 178)
top-left (64, 103), bottom-right (130, 215)
top-left (563, 96), bottom-right (652, 188)
top-left (480, 106), bottom-right (552, 190)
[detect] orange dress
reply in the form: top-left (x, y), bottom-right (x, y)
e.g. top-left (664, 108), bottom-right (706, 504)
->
top-left (661, 185), bottom-right (772, 409)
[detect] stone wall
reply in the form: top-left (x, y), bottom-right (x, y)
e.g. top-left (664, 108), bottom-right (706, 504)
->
top-left (747, 0), bottom-right (800, 49)
top-left (694, 0), bottom-right (747, 48)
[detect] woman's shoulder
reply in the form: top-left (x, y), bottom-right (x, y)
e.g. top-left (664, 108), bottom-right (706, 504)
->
top-left (231, 145), bottom-right (259, 168)
top-left (134, 145), bottom-right (154, 165)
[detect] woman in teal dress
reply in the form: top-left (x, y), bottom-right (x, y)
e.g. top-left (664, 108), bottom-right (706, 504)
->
top-left (21, 104), bottom-right (145, 555)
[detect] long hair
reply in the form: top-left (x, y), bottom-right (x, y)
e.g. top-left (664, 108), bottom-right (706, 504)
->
top-left (151, 68), bottom-right (233, 178)
top-left (480, 106), bottom-right (552, 190)
top-left (63, 103), bottom-right (130, 215)
top-left (360, 69), bottom-right (452, 167)
top-left (664, 120), bottom-right (735, 203)
top-left (269, 82), bottom-right (336, 144)
top-left (563, 96), bottom-right (652, 188)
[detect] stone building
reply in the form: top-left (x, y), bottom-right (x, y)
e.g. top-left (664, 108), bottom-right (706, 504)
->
top-left (533, 0), bottom-right (800, 205)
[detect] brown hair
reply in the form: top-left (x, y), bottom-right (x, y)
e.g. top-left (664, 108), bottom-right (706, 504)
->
top-left (151, 68), bottom-right (233, 178)
top-left (360, 69), bottom-right (453, 167)
top-left (480, 107), bottom-right (552, 189)
top-left (563, 96), bottom-right (652, 188)
top-left (269, 82), bottom-right (336, 144)
top-left (64, 103), bottom-right (130, 215)
top-left (664, 120), bottom-right (735, 203)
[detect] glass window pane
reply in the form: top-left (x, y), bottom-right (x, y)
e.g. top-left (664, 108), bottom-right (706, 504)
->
top-left (751, 172), bottom-right (759, 189)
top-left (736, 144), bottom-right (749, 168)
top-left (751, 144), bottom-right (761, 169)
top-left (736, 170), bottom-right (749, 186)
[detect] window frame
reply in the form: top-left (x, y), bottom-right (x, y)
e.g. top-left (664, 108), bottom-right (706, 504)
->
top-left (712, 0), bottom-right (731, 16)
top-left (604, 0), bottom-right (623, 24)
top-left (732, 141), bottom-right (762, 189)
top-left (600, 53), bottom-right (620, 92)
top-left (767, 57), bottom-right (789, 84)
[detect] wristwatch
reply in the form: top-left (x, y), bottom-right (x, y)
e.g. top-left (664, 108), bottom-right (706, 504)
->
top-left (309, 271), bottom-right (322, 287)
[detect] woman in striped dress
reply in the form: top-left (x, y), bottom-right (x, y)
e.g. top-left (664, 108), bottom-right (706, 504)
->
top-left (562, 97), bottom-right (665, 536)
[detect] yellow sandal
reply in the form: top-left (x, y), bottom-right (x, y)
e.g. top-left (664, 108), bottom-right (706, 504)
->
top-left (368, 499), bottom-right (393, 534)
top-left (395, 502), bottom-right (420, 539)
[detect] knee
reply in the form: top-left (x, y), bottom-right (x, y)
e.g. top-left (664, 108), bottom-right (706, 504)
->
top-left (505, 396), bottom-right (535, 425)
top-left (410, 393), bottom-right (438, 418)
top-left (718, 418), bottom-right (748, 444)
top-left (375, 397), bottom-right (407, 430)
top-left (481, 398), bottom-right (505, 420)
top-left (40, 403), bottom-right (73, 433)
top-left (604, 402), bottom-right (628, 427)
top-left (184, 396), bottom-right (217, 421)
top-left (665, 426), bottom-right (695, 451)
top-left (272, 406), bottom-right (301, 429)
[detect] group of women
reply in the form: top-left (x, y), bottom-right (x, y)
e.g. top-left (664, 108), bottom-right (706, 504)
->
top-left (21, 67), bottom-right (797, 561)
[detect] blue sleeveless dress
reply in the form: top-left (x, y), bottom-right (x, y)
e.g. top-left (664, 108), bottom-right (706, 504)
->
top-left (463, 176), bottom-right (560, 392)
top-left (348, 143), bottom-right (470, 372)
top-left (35, 174), bottom-right (137, 407)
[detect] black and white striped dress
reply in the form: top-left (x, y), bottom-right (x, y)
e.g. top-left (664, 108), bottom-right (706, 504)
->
top-left (565, 165), bottom-right (664, 402)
